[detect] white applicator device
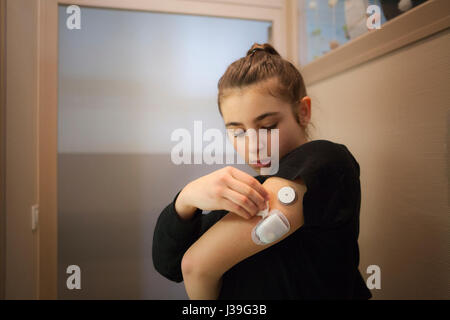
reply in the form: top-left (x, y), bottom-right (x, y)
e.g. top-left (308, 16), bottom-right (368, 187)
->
top-left (252, 186), bottom-right (296, 245)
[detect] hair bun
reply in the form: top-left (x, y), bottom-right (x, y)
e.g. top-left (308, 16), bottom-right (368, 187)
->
top-left (246, 43), bottom-right (280, 57)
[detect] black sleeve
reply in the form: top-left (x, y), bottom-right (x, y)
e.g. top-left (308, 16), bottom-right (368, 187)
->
top-left (152, 190), bottom-right (226, 283)
top-left (272, 139), bottom-right (361, 228)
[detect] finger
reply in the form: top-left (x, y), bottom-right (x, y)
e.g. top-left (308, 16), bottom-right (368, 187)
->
top-left (225, 175), bottom-right (267, 211)
top-left (229, 167), bottom-right (270, 201)
top-left (221, 198), bottom-right (251, 220)
top-left (222, 189), bottom-right (256, 218)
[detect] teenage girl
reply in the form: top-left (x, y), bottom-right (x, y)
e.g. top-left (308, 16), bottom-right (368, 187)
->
top-left (152, 43), bottom-right (372, 300)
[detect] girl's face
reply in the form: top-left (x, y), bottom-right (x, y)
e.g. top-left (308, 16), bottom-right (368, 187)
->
top-left (221, 82), bottom-right (311, 175)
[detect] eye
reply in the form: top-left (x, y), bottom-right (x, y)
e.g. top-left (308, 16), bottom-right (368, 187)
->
top-left (261, 123), bottom-right (278, 130)
top-left (229, 128), bottom-right (245, 138)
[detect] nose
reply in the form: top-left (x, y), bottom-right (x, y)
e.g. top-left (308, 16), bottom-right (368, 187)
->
top-left (247, 130), bottom-right (268, 159)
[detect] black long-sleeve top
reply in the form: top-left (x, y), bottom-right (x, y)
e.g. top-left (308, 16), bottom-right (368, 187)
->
top-left (152, 139), bottom-right (372, 299)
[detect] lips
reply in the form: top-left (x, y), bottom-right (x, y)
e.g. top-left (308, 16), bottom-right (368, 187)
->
top-left (253, 159), bottom-right (271, 168)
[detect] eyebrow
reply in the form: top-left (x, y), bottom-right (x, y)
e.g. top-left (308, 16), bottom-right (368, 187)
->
top-left (225, 112), bottom-right (280, 127)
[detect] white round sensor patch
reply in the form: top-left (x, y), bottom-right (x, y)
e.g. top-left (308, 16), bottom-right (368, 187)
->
top-left (277, 186), bottom-right (296, 205)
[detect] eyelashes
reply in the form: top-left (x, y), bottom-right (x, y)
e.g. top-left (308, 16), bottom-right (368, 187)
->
top-left (261, 123), bottom-right (278, 130)
top-left (231, 129), bottom-right (245, 138)
top-left (230, 123), bottom-right (278, 138)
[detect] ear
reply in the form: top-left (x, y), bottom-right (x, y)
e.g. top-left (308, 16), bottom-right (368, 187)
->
top-left (297, 96), bottom-right (311, 126)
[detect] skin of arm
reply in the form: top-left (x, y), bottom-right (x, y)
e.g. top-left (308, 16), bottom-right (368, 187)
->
top-left (181, 176), bottom-right (306, 299)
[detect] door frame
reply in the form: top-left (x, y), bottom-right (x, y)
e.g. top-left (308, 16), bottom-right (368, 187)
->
top-left (36, 0), bottom-right (289, 299)
top-left (0, 0), bottom-right (6, 301)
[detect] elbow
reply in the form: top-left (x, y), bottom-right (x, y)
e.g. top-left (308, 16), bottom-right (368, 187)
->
top-left (182, 248), bottom-right (223, 300)
top-left (181, 250), bottom-right (194, 279)
top-left (181, 248), bottom-right (202, 281)
top-left (181, 247), bottom-right (217, 282)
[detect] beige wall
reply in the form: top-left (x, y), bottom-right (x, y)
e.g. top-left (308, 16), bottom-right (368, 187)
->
top-left (306, 28), bottom-right (450, 299)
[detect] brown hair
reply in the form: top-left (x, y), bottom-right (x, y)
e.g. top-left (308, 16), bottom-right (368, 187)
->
top-left (217, 43), bottom-right (312, 139)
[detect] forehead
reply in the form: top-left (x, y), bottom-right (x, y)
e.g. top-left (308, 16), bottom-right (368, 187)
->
top-left (221, 85), bottom-right (288, 124)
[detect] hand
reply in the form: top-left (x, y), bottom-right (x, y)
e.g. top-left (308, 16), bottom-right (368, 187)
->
top-left (175, 166), bottom-right (270, 220)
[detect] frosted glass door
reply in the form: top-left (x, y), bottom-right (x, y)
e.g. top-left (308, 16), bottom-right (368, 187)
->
top-left (58, 5), bottom-right (271, 299)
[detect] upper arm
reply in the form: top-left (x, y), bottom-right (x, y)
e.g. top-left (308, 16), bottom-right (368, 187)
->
top-left (181, 176), bottom-right (307, 278)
